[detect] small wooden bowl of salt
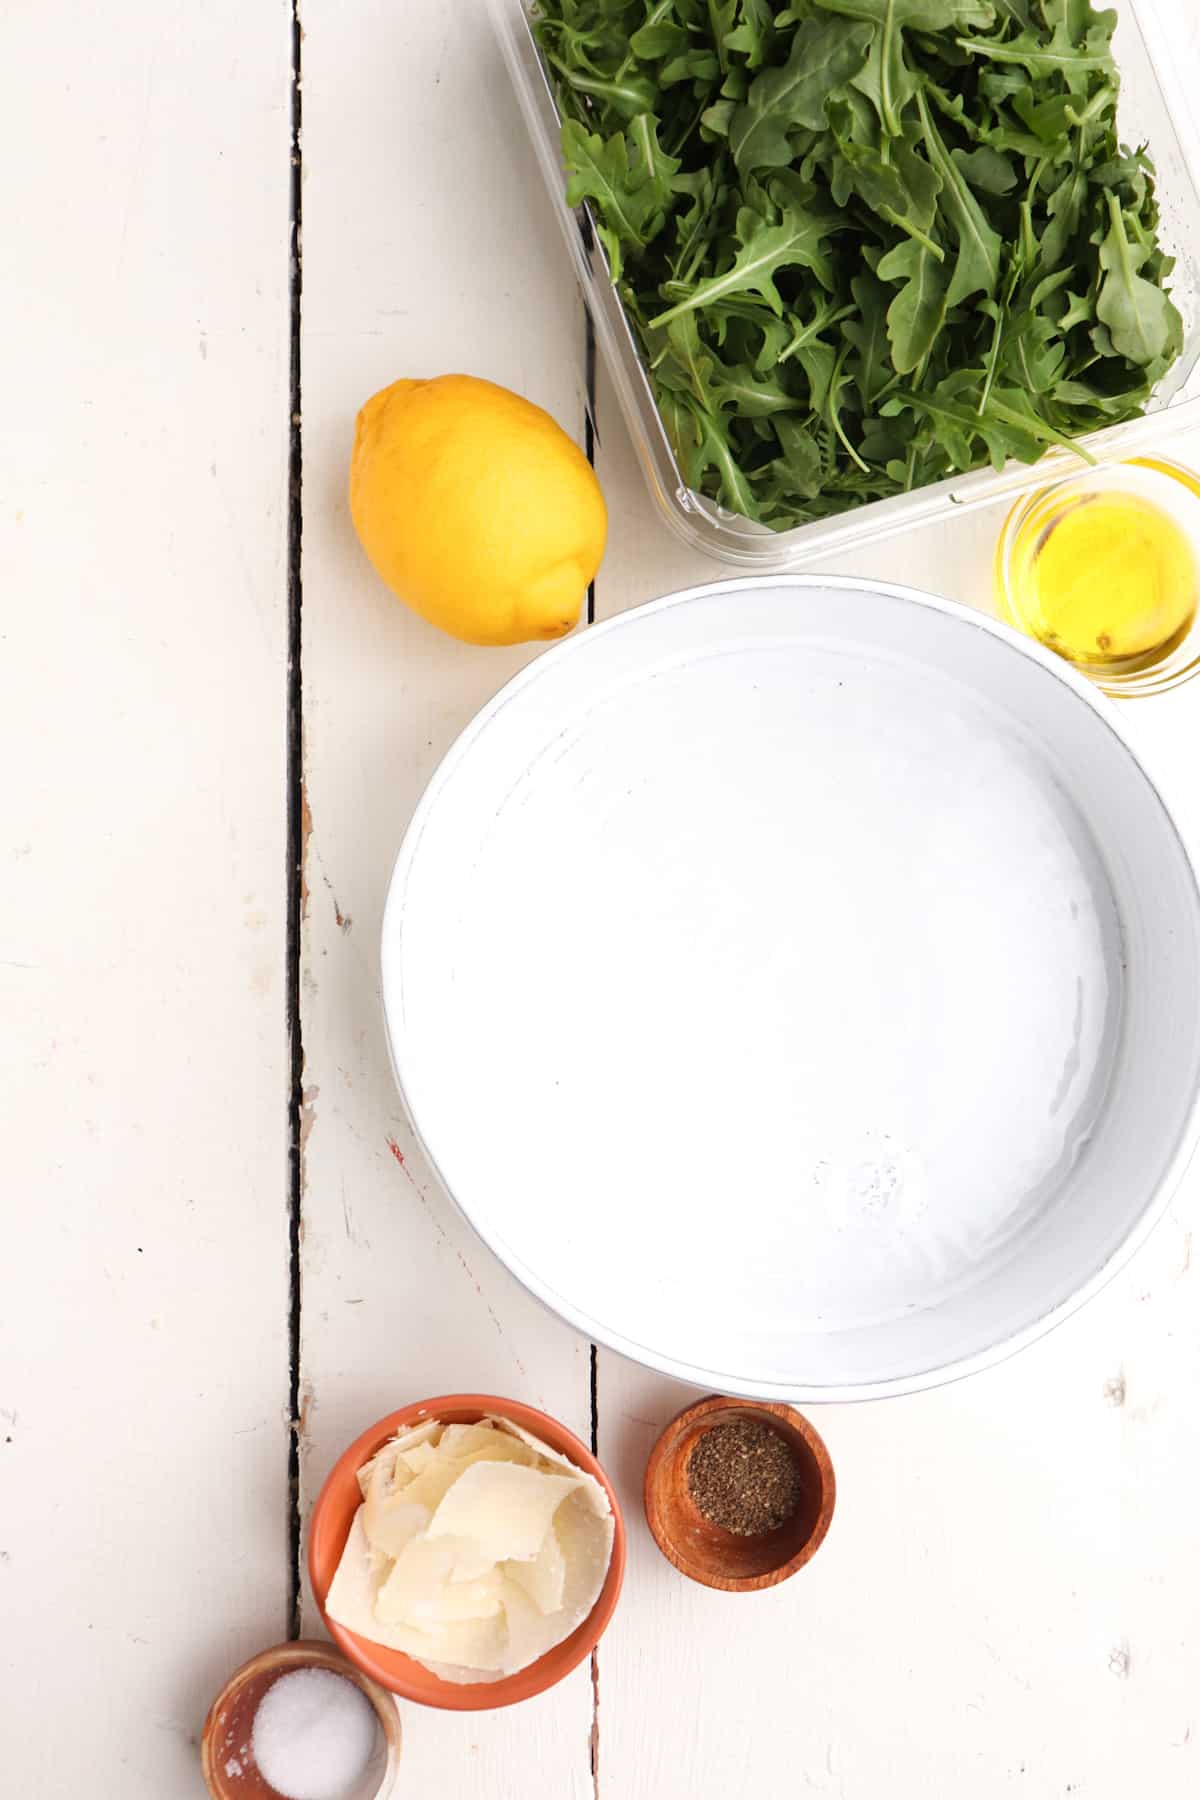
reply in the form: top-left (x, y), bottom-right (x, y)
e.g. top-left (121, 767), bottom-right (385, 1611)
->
top-left (644, 1396), bottom-right (835, 1593)
top-left (201, 1639), bottom-right (401, 1800)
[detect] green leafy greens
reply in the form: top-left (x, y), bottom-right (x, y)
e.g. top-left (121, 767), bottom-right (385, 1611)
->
top-left (535, 0), bottom-right (1183, 528)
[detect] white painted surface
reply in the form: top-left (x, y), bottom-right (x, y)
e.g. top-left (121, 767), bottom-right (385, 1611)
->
top-left (3, 1), bottom-right (1200, 1797)
top-left (296, 2), bottom-right (595, 1792)
top-left (0, 1), bottom-right (291, 1794)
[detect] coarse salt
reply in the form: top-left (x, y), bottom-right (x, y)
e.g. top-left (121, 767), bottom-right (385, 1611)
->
top-left (250, 1667), bottom-right (378, 1800)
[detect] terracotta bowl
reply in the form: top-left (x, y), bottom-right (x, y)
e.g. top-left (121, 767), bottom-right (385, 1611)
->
top-left (644, 1396), bottom-right (835, 1592)
top-left (200, 1638), bottom-right (401, 1800)
top-left (309, 1394), bottom-right (626, 1711)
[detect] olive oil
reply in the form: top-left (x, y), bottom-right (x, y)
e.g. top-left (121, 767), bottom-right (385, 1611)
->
top-left (997, 460), bottom-right (1200, 693)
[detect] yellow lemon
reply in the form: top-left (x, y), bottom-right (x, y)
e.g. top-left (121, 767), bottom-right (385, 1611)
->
top-left (349, 374), bottom-right (607, 646)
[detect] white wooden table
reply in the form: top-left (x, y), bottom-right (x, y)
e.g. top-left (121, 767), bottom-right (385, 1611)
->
top-left (4, 3), bottom-right (1200, 1794)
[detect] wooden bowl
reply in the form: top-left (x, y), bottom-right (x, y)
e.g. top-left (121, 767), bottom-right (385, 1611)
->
top-left (309, 1394), bottom-right (626, 1711)
top-left (200, 1638), bottom-right (401, 1800)
top-left (644, 1396), bottom-right (835, 1592)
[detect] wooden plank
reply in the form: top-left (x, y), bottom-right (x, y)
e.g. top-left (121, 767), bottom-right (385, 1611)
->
top-left (589, 3), bottom-right (1200, 1787)
top-left (592, 1206), bottom-right (1200, 1795)
top-left (0, 3), bottom-right (292, 1793)
top-left (295, 3), bottom-right (595, 1790)
top-left (591, 463), bottom-right (1200, 1789)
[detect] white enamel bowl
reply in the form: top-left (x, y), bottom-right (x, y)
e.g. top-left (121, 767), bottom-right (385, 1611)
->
top-left (381, 578), bottom-right (1200, 1401)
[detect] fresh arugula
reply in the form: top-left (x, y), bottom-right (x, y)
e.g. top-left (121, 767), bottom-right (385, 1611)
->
top-left (728, 17), bottom-right (874, 172)
top-left (535, 0), bottom-right (1184, 528)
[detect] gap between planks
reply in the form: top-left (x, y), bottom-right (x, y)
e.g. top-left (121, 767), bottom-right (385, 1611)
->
top-left (281, 63), bottom-right (606, 1776)
top-left (585, 301), bottom-right (601, 1800)
top-left (285, 0), bottom-right (305, 1643)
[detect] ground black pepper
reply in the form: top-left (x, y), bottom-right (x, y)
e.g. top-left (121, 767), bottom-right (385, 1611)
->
top-left (686, 1418), bottom-right (803, 1536)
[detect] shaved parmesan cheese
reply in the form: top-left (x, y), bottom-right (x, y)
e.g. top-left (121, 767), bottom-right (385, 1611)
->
top-left (357, 1420), bottom-right (440, 1500)
top-left (325, 1514), bottom-right (507, 1669)
top-left (376, 1537), bottom-right (504, 1626)
top-left (437, 1423), bottom-right (510, 1457)
top-left (390, 1419), bottom-right (441, 1454)
top-left (554, 1487), bottom-right (615, 1625)
top-left (488, 1415), bottom-right (598, 1485)
top-left (325, 1416), bottom-right (614, 1681)
top-left (504, 1520), bottom-right (566, 1616)
top-left (400, 1458), bottom-right (474, 1515)
top-left (399, 1441), bottom-right (438, 1475)
top-left (362, 1499), bottom-right (430, 1563)
top-left (444, 1541), bottom-right (497, 1584)
top-left (455, 1437), bottom-right (537, 1470)
top-left (426, 1462), bottom-right (580, 1565)
top-left (362, 1451), bottom-right (431, 1559)
top-left (370, 1608), bottom-right (508, 1672)
top-left (499, 1577), bottom-right (561, 1672)
top-left (325, 1513), bottom-right (387, 1638)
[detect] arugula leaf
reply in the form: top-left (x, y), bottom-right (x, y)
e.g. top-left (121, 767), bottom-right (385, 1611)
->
top-left (661, 387), bottom-right (765, 516)
top-left (954, 19), bottom-right (1114, 92)
top-left (990, 294), bottom-right (1069, 394)
top-left (826, 342), bottom-right (870, 469)
top-left (830, 121), bottom-right (943, 255)
top-left (725, 0), bottom-right (778, 66)
top-left (661, 48), bottom-right (721, 84)
top-left (769, 414), bottom-right (825, 498)
top-left (915, 90), bottom-right (1002, 306)
top-left (669, 163), bottom-right (727, 279)
top-left (629, 112), bottom-right (682, 211)
top-left (793, 338), bottom-right (838, 410)
top-left (658, 312), bottom-right (717, 406)
top-left (850, 7), bottom-right (921, 138)
top-left (951, 145), bottom-right (1017, 195)
top-left (700, 98), bottom-right (738, 137)
top-left (777, 293), bottom-right (858, 359)
top-left (986, 382), bottom-right (1091, 457)
top-left (713, 362), bottom-right (802, 413)
top-left (883, 373), bottom-right (1076, 470)
top-left (562, 120), bottom-right (673, 278)
top-left (814, 0), bottom-right (996, 27)
top-left (649, 195), bottom-right (838, 324)
top-left (1040, 161), bottom-right (1089, 271)
top-left (543, 51), bottom-right (659, 121)
top-left (1096, 192), bottom-right (1182, 366)
top-left (729, 17), bottom-right (873, 172)
top-left (843, 273), bottom-right (892, 404)
top-left (877, 238), bottom-right (950, 373)
top-left (750, 313), bottom-right (798, 370)
top-left (1053, 376), bottom-right (1150, 418)
top-left (630, 19), bottom-right (693, 62)
top-left (662, 311), bottom-right (802, 414)
top-left (706, 0), bottom-right (741, 72)
top-left (1057, 289), bottom-right (1095, 333)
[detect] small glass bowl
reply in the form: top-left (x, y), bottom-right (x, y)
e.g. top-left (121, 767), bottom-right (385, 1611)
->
top-left (994, 455), bottom-right (1200, 698)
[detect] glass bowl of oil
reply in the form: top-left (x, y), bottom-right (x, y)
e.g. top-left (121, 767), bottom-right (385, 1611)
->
top-left (995, 457), bottom-right (1200, 697)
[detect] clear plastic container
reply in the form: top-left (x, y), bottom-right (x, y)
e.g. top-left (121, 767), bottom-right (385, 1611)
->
top-left (488, 0), bottom-right (1200, 568)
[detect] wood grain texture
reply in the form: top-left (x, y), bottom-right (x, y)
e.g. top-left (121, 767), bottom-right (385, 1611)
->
top-left (295, 2), bottom-right (593, 1792)
top-left (0, 2), bottom-right (292, 1793)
